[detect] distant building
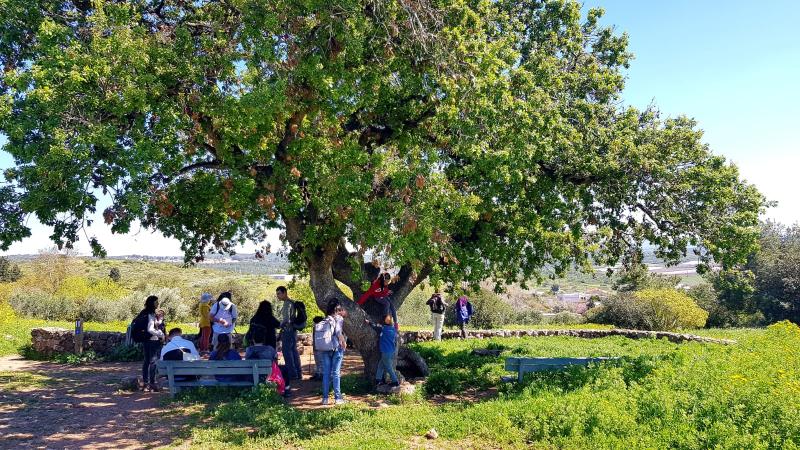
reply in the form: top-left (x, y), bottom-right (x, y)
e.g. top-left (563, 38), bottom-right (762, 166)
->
top-left (270, 274), bottom-right (295, 281)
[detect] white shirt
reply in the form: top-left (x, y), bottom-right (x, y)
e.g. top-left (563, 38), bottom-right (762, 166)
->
top-left (160, 336), bottom-right (200, 360)
top-left (211, 302), bottom-right (238, 334)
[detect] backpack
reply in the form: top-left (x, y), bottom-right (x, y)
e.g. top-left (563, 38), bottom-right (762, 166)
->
top-left (244, 322), bottom-right (267, 348)
top-left (291, 301), bottom-right (307, 331)
top-left (313, 316), bottom-right (338, 351)
top-left (431, 296), bottom-right (445, 314)
top-left (130, 311), bottom-right (150, 343)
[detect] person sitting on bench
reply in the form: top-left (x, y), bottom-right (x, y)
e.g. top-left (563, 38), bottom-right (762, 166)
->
top-left (160, 328), bottom-right (200, 381)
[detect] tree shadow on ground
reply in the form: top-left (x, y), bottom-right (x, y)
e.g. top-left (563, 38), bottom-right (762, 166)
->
top-left (0, 357), bottom-right (190, 448)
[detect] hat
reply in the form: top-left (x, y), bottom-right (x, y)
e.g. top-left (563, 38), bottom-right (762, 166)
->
top-left (219, 298), bottom-right (233, 310)
top-left (200, 293), bottom-right (213, 303)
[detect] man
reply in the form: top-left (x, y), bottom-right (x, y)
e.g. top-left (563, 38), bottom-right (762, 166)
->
top-left (160, 327), bottom-right (200, 361)
top-left (425, 293), bottom-right (448, 341)
top-left (209, 291), bottom-right (238, 349)
top-left (278, 286), bottom-right (302, 383)
top-left (160, 328), bottom-right (200, 382)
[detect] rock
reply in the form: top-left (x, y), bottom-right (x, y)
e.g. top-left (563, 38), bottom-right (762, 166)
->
top-left (425, 428), bottom-right (439, 440)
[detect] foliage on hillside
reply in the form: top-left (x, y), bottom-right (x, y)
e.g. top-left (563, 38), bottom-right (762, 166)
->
top-left (588, 288), bottom-right (707, 330)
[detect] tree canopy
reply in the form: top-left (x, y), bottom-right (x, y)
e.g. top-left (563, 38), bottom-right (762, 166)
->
top-left (1, 0), bottom-right (766, 296)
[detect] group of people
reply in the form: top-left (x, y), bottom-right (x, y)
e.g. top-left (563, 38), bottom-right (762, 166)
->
top-left (132, 273), bottom-right (475, 403)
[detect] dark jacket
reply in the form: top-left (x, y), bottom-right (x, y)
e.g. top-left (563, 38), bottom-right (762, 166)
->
top-left (248, 314), bottom-right (281, 349)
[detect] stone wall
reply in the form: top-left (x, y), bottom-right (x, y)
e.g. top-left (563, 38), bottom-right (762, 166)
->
top-left (29, 326), bottom-right (733, 356)
top-left (29, 327), bottom-right (315, 356)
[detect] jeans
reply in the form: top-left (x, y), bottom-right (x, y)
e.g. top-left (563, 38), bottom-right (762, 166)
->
top-left (281, 328), bottom-right (301, 379)
top-left (431, 312), bottom-right (444, 340)
top-left (458, 321), bottom-right (467, 339)
top-left (321, 348), bottom-right (344, 400)
top-left (375, 352), bottom-right (399, 384)
top-left (142, 340), bottom-right (161, 385)
top-left (313, 350), bottom-right (323, 377)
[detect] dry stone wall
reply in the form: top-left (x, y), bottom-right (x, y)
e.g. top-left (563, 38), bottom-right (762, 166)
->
top-left (29, 327), bottom-right (733, 356)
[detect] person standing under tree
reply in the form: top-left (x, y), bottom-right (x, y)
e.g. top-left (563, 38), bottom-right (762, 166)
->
top-left (197, 293), bottom-right (213, 353)
top-left (455, 295), bottom-right (474, 339)
top-left (278, 286), bottom-right (303, 385)
top-left (138, 295), bottom-right (163, 392)
top-left (425, 293), bottom-right (448, 341)
top-left (209, 292), bottom-right (237, 349)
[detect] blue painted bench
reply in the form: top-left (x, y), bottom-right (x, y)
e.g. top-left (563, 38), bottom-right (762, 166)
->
top-left (157, 359), bottom-right (272, 397)
top-left (504, 357), bottom-right (618, 382)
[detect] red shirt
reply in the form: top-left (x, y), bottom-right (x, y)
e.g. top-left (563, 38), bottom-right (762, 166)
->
top-left (357, 278), bottom-right (393, 305)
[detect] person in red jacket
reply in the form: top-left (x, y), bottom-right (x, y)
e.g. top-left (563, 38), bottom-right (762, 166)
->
top-left (358, 272), bottom-right (399, 329)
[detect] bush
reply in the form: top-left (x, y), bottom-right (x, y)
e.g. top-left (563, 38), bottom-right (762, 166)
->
top-left (0, 256), bottom-right (22, 282)
top-left (9, 290), bottom-right (77, 320)
top-left (109, 267), bottom-right (121, 282)
top-left (591, 288), bottom-right (707, 330)
top-left (513, 309), bottom-right (544, 325)
top-left (688, 283), bottom-right (764, 328)
top-left (123, 286), bottom-right (191, 323)
top-left (547, 311), bottom-right (585, 325)
top-left (444, 289), bottom-right (516, 329)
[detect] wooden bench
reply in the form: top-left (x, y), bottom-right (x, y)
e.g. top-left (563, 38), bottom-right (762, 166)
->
top-left (504, 357), bottom-right (618, 382)
top-left (157, 359), bottom-right (272, 397)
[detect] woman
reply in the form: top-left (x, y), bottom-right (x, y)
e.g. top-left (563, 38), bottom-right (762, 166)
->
top-left (320, 300), bottom-right (348, 405)
top-left (140, 295), bottom-right (164, 392)
top-left (455, 295), bottom-right (474, 339)
top-left (247, 300), bottom-right (281, 350)
top-left (209, 333), bottom-right (244, 382)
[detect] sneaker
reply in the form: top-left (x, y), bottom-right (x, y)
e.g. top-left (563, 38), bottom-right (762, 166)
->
top-left (321, 398), bottom-right (329, 405)
top-left (334, 398), bottom-right (347, 405)
top-left (388, 382), bottom-right (400, 388)
top-left (376, 380), bottom-right (386, 386)
top-left (149, 383), bottom-right (161, 392)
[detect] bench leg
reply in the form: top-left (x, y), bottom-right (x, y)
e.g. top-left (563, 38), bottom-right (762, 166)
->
top-left (518, 370), bottom-right (524, 383)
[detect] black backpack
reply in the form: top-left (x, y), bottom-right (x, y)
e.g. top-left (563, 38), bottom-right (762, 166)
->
top-left (292, 301), bottom-right (307, 330)
top-left (130, 311), bottom-right (150, 343)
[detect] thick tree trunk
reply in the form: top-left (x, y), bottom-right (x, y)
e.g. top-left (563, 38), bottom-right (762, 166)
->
top-left (306, 243), bottom-right (429, 380)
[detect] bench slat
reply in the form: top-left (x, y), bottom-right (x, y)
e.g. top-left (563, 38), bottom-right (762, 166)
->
top-left (156, 359), bottom-right (273, 397)
top-left (505, 357), bottom-right (619, 382)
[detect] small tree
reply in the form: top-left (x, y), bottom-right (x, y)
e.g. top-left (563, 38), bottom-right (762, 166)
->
top-left (0, 256), bottom-right (22, 282)
top-left (109, 267), bottom-right (121, 283)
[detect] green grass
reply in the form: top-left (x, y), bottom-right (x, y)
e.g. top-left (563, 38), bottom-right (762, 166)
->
top-left (161, 323), bottom-right (800, 449)
top-left (0, 371), bottom-right (53, 391)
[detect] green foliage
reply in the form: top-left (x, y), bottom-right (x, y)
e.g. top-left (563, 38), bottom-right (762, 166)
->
top-left (591, 289), bottom-right (707, 330)
top-left (547, 311), bottom-right (585, 326)
top-left (687, 283), bottom-right (764, 328)
top-left (0, 0), bottom-right (764, 302)
top-left (612, 263), bottom-right (681, 292)
top-left (9, 289), bottom-right (77, 320)
top-left (0, 256), bottom-right (21, 282)
top-left (167, 327), bottom-right (800, 449)
top-left (104, 343), bottom-right (143, 362)
top-left (0, 298), bottom-right (16, 328)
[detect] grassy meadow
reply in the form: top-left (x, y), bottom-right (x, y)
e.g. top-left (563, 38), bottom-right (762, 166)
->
top-left (165, 324), bottom-right (798, 449)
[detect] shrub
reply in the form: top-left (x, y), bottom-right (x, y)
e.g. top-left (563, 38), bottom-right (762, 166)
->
top-left (514, 309), bottom-right (544, 325)
top-left (9, 289), bottom-right (77, 320)
top-left (123, 287), bottom-right (191, 323)
top-left (109, 267), bottom-right (121, 282)
top-left (0, 299), bottom-right (16, 327)
top-left (547, 311), bottom-right (585, 325)
top-left (445, 289), bottom-right (516, 329)
top-left (591, 288), bottom-right (707, 330)
top-left (77, 297), bottom-right (129, 322)
top-left (0, 256), bottom-right (22, 282)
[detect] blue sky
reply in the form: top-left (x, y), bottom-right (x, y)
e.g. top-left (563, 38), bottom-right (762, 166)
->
top-left (1, 0), bottom-right (798, 256)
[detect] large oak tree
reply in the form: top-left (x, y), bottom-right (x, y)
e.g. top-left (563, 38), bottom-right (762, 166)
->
top-left (0, 0), bottom-right (765, 375)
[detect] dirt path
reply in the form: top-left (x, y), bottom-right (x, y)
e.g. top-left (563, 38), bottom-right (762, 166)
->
top-left (0, 356), bottom-right (189, 449)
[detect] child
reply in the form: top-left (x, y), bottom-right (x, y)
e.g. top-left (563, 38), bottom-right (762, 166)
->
top-left (155, 309), bottom-right (167, 344)
top-left (367, 314), bottom-right (400, 387)
top-left (311, 316), bottom-right (324, 380)
top-left (245, 325), bottom-right (277, 362)
top-left (358, 272), bottom-right (399, 330)
top-left (209, 334), bottom-right (245, 382)
top-left (198, 293), bottom-right (213, 353)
